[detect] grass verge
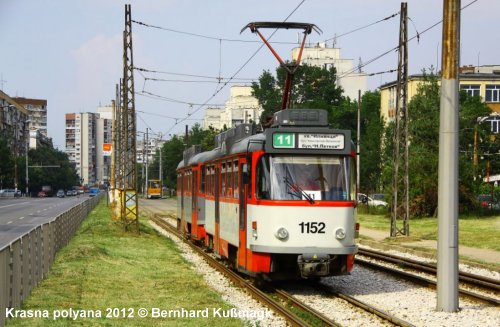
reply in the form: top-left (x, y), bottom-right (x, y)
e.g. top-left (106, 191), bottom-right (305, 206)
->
top-left (7, 200), bottom-right (244, 327)
top-left (357, 213), bottom-right (500, 251)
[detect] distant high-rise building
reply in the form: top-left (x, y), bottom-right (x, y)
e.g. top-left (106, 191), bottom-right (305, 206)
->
top-left (96, 106), bottom-right (113, 185)
top-left (203, 85), bottom-right (262, 130)
top-left (12, 97), bottom-right (48, 137)
top-left (291, 43), bottom-right (368, 100)
top-left (65, 112), bottom-right (98, 186)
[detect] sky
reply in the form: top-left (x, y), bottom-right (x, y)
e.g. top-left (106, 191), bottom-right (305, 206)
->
top-left (0, 0), bottom-right (498, 150)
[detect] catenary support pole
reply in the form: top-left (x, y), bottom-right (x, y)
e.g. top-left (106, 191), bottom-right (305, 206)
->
top-left (437, 0), bottom-right (460, 312)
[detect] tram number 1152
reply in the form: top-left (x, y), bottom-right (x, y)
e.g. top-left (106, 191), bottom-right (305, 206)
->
top-left (299, 222), bottom-right (326, 234)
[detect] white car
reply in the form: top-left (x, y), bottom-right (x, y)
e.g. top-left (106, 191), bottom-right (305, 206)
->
top-left (357, 193), bottom-right (388, 208)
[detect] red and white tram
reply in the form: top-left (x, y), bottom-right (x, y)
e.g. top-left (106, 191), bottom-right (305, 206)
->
top-left (177, 109), bottom-right (358, 280)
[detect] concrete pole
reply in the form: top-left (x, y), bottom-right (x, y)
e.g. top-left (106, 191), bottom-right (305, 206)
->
top-left (145, 128), bottom-right (149, 199)
top-left (437, 0), bottom-right (460, 312)
top-left (357, 89), bottom-right (361, 194)
top-left (159, 145), bottom-right (163, 197)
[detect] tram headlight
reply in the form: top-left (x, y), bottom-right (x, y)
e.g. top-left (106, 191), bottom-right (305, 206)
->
top-left (275, 227), bottom-right (289, 240)
top-left (335, 228), bottom-right (346, 240)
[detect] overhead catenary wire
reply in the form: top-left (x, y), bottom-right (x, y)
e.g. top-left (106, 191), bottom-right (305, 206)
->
top-left (324, 11), bottom-right (399, 43)
top-left (337, 0), bottom-right (479, 80)
top-left (161, 0), bottom-right (307, 135)
top-left (134, 67), bottom-right (256, 81)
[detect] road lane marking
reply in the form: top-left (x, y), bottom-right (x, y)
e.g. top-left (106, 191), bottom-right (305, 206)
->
top-left (7, 221), bottom-right (13, 224)
top-left (0, 201), bottom-right (30, 209)
top-left (19, 216), bottom-right (24, 220)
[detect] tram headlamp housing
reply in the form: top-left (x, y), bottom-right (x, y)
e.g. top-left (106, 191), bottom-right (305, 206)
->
top-left (275, 227), bottom-right (289, 240)
top-left (335, 228), bottom-right (346, 240)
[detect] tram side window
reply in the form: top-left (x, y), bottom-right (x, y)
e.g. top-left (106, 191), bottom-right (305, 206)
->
top-left (227, 161), bottom-right (233, 197)
top-left (247, 161), bottom-right (252, 200)
top-left (256, 156), bottom-right (271, 199)
top-left (200, 166), bottom-right (205, 193)
top-left (234, 160), bottom-right (239, 199)
top-left (221, 163), bottom-right (226, 197)
top-left (205, 167), bottom-right (209, 195)
top-left (211, 166), bottom-right (215, 196)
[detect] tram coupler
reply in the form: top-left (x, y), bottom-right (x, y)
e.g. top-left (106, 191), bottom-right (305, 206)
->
top-left (297, 253), bottom-right (330, 278)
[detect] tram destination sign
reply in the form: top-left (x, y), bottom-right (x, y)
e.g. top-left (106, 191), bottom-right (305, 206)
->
top-left (298, 133), bottom-right (345, 150)
top-left (267, 129), bottom-right (350, 154)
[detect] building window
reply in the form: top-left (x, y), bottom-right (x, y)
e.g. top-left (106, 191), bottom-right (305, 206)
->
top-left (460, 84), bottom-right (480, 98)
top-left (485, 85), bottom-right (500, 102)
top-left (490, 117), bottom-right (500, 134)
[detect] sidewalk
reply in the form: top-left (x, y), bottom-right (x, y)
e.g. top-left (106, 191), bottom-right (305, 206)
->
top-left (359, 227), bottom-right (500, 266)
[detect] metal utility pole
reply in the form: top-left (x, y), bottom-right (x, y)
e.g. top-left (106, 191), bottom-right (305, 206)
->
top-left (110, 97), bottom-right (118, 219)
top-left (391, 2), bottom-right (410, 237)
top-left (112, 81), bottom-right (125, 221)
top-left (121, 4), bottom-right (139, 230)
top-left (437, 0), bottom-right (460, 312)
top-left (145, 128), bottom-right (149, 199)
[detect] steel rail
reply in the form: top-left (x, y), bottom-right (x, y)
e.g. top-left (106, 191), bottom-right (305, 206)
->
top-left (323, 288), bottom-right (416, 327)
top-left (359, 248), bottom-right (500, 291)
top-left (150, 215), bottom-right (312, 327)
top-left (356, 259), bottom-right (500, 306)
top-left (272, 288), bottom-right (340, 326)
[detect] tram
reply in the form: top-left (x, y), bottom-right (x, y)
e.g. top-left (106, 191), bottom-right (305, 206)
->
top-left (177, 109), bottom-right (358, 280)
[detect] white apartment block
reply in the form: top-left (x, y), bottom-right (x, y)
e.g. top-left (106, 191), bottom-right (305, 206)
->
top-left (291, 43), bottom-right (368, 100)
top-left (203, 85), bottom-right (263, 130)
top-left (137, 137), bottom-right (164, 165)
top-left (96, 106), bottom-right (113, 185)
top-left (65, 112), bottom-right (98, 186)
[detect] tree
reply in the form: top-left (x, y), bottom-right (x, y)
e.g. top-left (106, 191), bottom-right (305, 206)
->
top-left (23, 144), bottom-right (79, 195)
top-left (151, 123), bottom-right (221, 190)
top-left (251, 64), bottom-right (345, 124)
top-left (0, 134), bottom-right (14, 189)
top-left (359, 91), bottom-right (384, 194)
top-left (391, 70), bottom-right (496, 216)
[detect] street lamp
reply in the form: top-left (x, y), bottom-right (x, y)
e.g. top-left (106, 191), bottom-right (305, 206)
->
top-left (25, 120), bottom-right (31, 197)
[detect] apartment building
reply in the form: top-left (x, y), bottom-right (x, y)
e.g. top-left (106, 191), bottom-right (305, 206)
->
top-left (291, 43), bottom-right (368, 100)
top-left (0, 90), bottom-right (30, 154)
top-left (203, 85), bottom-right (262, 130)
top-left (380, 65), bottom-right (500, 133)
top-left (12, 97), bottom-right (48, 137)
top-left (65, 112), bottom-right (98, 186)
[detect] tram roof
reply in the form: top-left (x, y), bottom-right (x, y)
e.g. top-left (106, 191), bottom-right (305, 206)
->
top-left (177, 133), bottom-right (266, 169)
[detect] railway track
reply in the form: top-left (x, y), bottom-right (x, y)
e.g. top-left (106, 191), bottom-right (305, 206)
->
top-left (150, 214), bottom-right (333, 326)
top-left (357, 247), bottom-right (500, 306)
top-left (150, 214), bottom-right (418, 326)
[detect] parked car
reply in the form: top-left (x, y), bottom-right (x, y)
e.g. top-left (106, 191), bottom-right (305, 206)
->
top-left (477, 194), bottom-right (499, 209)
top-left (57, 189), bottom-right (65, 198)
top-left (66, 190), bottom-right (73, 196)
top-left (357, 193), bottom-right (389, 208)
top-left (371, 193), bottom-right (386, 202)
top-left (0, 189), bottom-right (22, 198)
top-left (37, 191), bottom-right (47, 198)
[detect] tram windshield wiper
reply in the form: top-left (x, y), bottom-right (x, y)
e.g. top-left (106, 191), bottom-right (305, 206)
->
top-left (283, 177), bottom-right (315, 204)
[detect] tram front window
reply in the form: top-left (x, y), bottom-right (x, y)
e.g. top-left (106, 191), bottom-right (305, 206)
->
top-left (257, 155), bottom-right (353, 201)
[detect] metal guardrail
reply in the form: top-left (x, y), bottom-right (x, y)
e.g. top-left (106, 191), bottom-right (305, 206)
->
top-left (0, 193), bottom-right (104, 326)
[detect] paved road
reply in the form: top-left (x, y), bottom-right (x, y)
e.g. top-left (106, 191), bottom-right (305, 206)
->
top-left (0, 196), bottom-right (89, 248)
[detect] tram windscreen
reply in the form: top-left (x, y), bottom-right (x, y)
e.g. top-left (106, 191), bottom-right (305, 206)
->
top-left (257, 155), bottom-right (354, 201)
